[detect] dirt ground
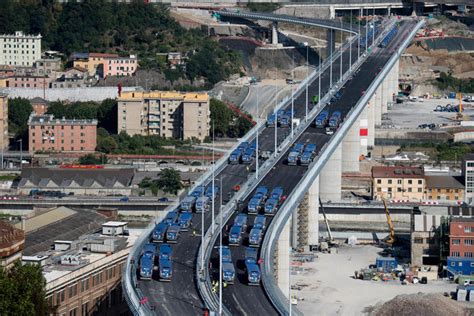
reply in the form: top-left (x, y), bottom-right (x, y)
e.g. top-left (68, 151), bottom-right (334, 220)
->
top-left (291, 245), bottom-right (458, 316)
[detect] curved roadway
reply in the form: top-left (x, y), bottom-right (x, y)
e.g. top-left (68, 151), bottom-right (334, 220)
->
top-left (208, 19), bottom-right (417, 315)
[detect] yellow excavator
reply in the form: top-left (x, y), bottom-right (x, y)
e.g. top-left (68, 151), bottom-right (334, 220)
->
top-left (382, 198), bottom-right (395, 245)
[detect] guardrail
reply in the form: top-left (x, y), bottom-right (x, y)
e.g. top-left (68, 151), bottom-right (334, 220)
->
top-left (260, 18), bottom-right (426, 316)
top-left (197, 30), bottom-right (361, 314)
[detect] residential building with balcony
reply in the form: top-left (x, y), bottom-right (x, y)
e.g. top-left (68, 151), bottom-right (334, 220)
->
top-left (72, 52), bottom-right (137, 78)
top-left (372, 166), bottom-right (425, 201)
top-left (117, 90), bottom-right (210, 141)
top-left (27, 114), bottom-right (97, 153)
top-left (448, 217), bottom-right (474, 276)
top-left (462, 154), bottom-right (474, 204)
top-left (0, 31), bottom-right (41, 67)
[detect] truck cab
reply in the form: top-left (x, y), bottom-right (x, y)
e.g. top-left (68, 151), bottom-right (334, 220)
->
top-left (328, 111), bottom-right (342, 129)
top-left (163, 211), bottom-right (179, 225)
top-left (266, 114), bottom-right (276, 127)
top-left (249, 227), bottom-right (263, 247)
top-left (143, 243), bottom-right (157, 259)
top-left (234, 213), bottom-right (248, 231)
top-left (264, 198), bottom-right (278, 215)
top-left (304, 144), bottom-right (317, 155)
top-left (315, 110), bottom-right (329, 128)
top-left (220, 246), bottom-right (232, 263)
top-left (190, 185), bottom-right (205, 198)
top-left (242, 148), bottom-right (255, 164)
top-left (178, 212), bottom-right (193, 231)
top-left (222, 262), bottom-right (236, 284)
top-left (159, 244), bottom-right (172, 261)
top-left (287, 151), bottom-right (299, 166)
top-left (159, 258), bottom-right (173, 282)
top-left (166, 224), bottom-right (181, 243)
top-left (140, 257), bottom-right (154, 280)
top-left (245, 247), bottom-right (258, 264)
top-left (229, 148), bottom-right (243, 164)
top-left (246, 262), bottom-right (261, 285)
top-left (254, 215), bottom-right (267, 230)
top-left (254, 186), bottom-right (268, 199)
top-left (270, 187), bottom-right (284, 201)
top-left (195, 196), bottom-right (210, 213)
top-left (248, 196), bottom-right (263, 214)
top-left (300, 151), bottom-right (313, 165)
top-left (205, 185), bottom-right (220, 201)
top-left (180, 196), bottom-right (196, 212)
top-left (228, 225), bottom-right (243, 246)
top-left (152, 222), bottom-right (168, 243)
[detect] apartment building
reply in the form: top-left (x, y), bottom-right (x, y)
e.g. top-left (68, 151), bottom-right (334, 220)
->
top-left (372, 166), bottom-right (425, 201)
top-left (0, 31), bottom-right (41, 67)
top-left (0, 94), bottom-right (8, 150)
top-left (27, 114), bottom-right (97, 153)
top-left (72, 52), bottom-right (137, 78)
top-left (425, 175), bottom-right (464, 203)
top-left (449, 217), bottom-right (474, 258)
top-left (462, 154), bottom-right (474, 204)
top-left (118, 90), bottom-right (210, 141)
top-left (22, 222), bottom-right (134, 316)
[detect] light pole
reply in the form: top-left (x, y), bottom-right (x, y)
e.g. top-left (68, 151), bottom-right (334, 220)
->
top-left (365, 8), bottom-right (368, 53)
top-left (305, 42), bottom-right (309, 121)
top-left (289, 246), bottom-right (292, 316)
top-left (372, 1), bottom-right (376, 47)
top-left (329, 31), bottom-right (333, 88)
top-left (219, 176), bottom-right (223, 315)
top-left (256, 88), bottom-right (259, 179)
top-left (350, 11), bottom-right (353, 70)
top-left (340, 18), bottom-right (343, 82)
top-left (291, 52), bottom-right (295, 138)
top-left (318, 46), bottom-right (321, 106)
top-left (211, 122), bottom-right (215, 235)
top-left (358, 8), bottom-right (361, 58)
top-left (274, 86), bottom-right (278, 157)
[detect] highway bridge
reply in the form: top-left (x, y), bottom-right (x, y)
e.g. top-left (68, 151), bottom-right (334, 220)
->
top-left (123, 11), bottom-right (425, 316)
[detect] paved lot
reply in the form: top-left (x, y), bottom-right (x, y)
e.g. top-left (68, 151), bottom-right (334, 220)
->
top-left (292, 245), bottom-right (457, 316)
top-left (386, 98), bottom-right (474, 129)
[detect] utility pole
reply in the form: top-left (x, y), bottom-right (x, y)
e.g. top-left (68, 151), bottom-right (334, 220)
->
top-left (329, 31), bottom-right (333, 88)
top-left (305, 42), bottom-right (309, 121)
top-left (219, 176), bottom-right (223, 315)
top-left (350, 11), bottom-right (353, 70)
top-left (340, 18), bottom-right (343, 81)
top-left (19, 139), bottom-right (22, 170)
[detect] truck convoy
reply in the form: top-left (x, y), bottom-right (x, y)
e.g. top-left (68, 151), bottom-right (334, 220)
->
top-left (140, 243), bottom-right (157, 280)
top-left (326, 111), bottom-right (342, 134)
top-left (315, 110), bottom-right (329, 128)
top-left (264, 187), bottom-right (284, 216)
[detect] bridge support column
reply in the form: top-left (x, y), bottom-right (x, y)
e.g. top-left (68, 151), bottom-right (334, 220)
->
top-left (381, 75), bottom-right (389, 114)
top-left (272, 22), bottom-right (279, 45)
top-left (393, 60), bottom-right (400, 99)
top-left (359, 106), bottom-right (368, 156)
top-left (326, 29), bottom-right (335, 59)
top-left (342, 123), bottom-right (360, 172)
top-left (319, 144), bottom-right (341, 202)
top-left (308, 176), bottom-right (320, 247)
top-left (375, 86), bottom-right (382, 126)
top-left (367, 96), bottom-right (375, 148)
top-left (277, 218), bottom-right (290, 298)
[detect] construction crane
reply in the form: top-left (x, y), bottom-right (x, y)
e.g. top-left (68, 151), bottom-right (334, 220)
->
top-left (382, 198), bottom-right (395, 245)
top-left (319, 198), bottom-right (333, 243)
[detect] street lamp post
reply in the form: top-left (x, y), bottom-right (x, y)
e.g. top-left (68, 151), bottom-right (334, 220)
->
top-left (350, 11), bottom-right (353, 70)
top-left (318, 46), bottom-right (321, 106)
top-left (329, 31), bottom-right (333, 88)
top-left (340, 18), bottom-right (343, 81)
top-left (211, 123), bottom-right (215, 235)
top-left (256, 88), bottom-right (259, 179)
top-left (291, 52), bottom-right (295, 137)
top-left (219, 176), bottom-right (223, 315)
top-left (305, 42), bottom-right (309, 121)
top-left (358, 8), bottom-right (361, 58)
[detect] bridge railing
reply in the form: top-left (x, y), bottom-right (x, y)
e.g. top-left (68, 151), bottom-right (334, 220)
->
top-left (260, 18), bottom-right (426, 316)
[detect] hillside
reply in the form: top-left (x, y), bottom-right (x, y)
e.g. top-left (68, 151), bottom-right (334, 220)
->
top-left (0, 0), bottom-right (242, 85)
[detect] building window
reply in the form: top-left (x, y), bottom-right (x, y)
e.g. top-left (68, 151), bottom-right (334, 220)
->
top-left (81, 302), bottom-right (89, 316)
top-left (452, 239), bottom-right (461, 245)
top-left (465, 226), bottom-right (472, 233)
top-left (68, 284), bottom-right (77, 298)
top-left (466, 239), bottom-right (474, 246)
top-left (69, 308), bottom-right (77, 316)
top-left (397, 179), bottom-right (402, 185)
top-left (408, 188), bottom-right (412, 192)
top-left (388, 179), bottom-right (392, 184)
top-left (388, 188), bottom-right (392, 193)
top-left (418, 180), bottom-right (422, 185)
top-left (452, 251), bottom-right (460, 257)
top-left (377, 179), bottom-right (381, 184)
top-left (397, 187), bottom-right (402, 192)
top-left (414, 237), bottom-right (423, 244)
top-left (408, 180), bottom-right (412, 184)
top-left (418, 188), bottom-right (422, 193)
top-left (466, 252), bottom-right (473, 258)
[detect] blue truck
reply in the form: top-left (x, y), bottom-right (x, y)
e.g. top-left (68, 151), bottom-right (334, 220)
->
top-left (264, 198), bottom-right (278, 216)
top-left (178, 212), bottom-right (193, 231)
top-left (248, 196), bottom-right (263, 214)
top-left (242, 147), bottom-right (255, 164)
top-left (180, 196), bottom-right (196, 212)
top-left (166, 224), bottom-right (181, 243)
top-left (159, 258), bottom-right (173, 282)
top-left (379, 26), bottom-right (398, 48)
top-left (266, 113), bottom-right (277, 127)
top-left (140, 256), bottom-right (154, 280)
top-left (159, 244), bottom-right (172, 261)
top-left (234, 213), bottom-right (248, 231)
top-left (254, 215), bottom-right (267, 230)
top-left (304, 144), bottom-right (317, 155)
top-left (228, 225), bottom-right (243, 246)
top-left (229, 148), bottom-right (243, 164)
top-left (254, 186), bottom-right (269, 199)
top-left (222, 261), bottom-right (236, 284)
top-left (328, 111), bottom-right (342, 129)
top-left (287, 151), bottom-right (299, 166)
top-left (152, 222), bottom-right (168, 243)
top-left (245, 247), bottom-right (258, 264)
top-left (205, 185), bottom-right (220, 201)
top-left (220, 245), bottom-right (232, 263)
top-left (190, 185), bottom-right (205, 198)
top-left (270, 187), bottom-right (284, 201)
top-left (195, 196), bottom-right (210, 213)
top-left (315, 110), bottom-right (329, 128)
top-left (249, 227), bottom-right (263, 247)
top-left (300, 151), bottom-right (313, 165)
top-left (246, 262), bottom-right (261, 285)
top-left (163, 211), bottom-right (179, 225)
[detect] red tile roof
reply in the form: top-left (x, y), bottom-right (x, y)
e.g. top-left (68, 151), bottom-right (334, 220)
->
top-left (372, 166), bottom-right (424, 179)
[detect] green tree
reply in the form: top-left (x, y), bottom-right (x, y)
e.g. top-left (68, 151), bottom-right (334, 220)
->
top-left (78, 153), bottom-right (107, 165)
top-left (8, 98), bottom-right (33, 135)
top-left (0, 261), bottom-right (48, 315)
top-left (156, 168), bottom-right (182, 195)
top-left (96, 136), bottom-right (118, 154)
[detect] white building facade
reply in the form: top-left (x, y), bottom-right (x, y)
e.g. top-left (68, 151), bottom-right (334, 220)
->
top-left (0, 31), bottom-right (42, 67)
